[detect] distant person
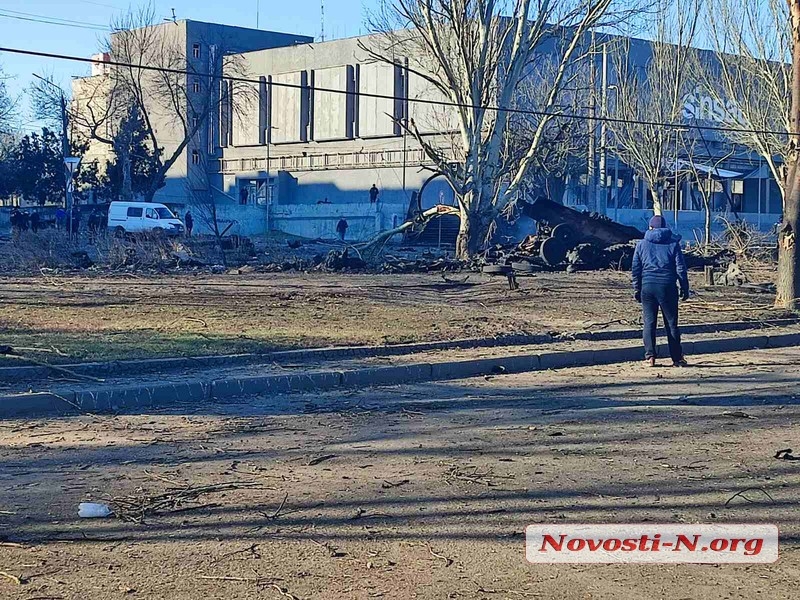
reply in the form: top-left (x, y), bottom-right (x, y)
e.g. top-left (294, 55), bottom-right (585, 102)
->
top-left (9, 208), bottom-right (21, 237)
top-left (369, 184), bottom-right (379, 204)
top-left (336, 217), bottom-right (349, 241)
top-left (55, 207), bottom-right (66, 231)
top-left (240, 186), bottom-right (249, 205)
top-left (632, 215), bottom-right (690, 367)
top-left (18, 211), bottom-right (29, 233)
top-left (29, 211), bottom-right (40, 233)
top-left (88, 210), bottom-right (104, 235)
top-left (185, 210), bottom-right (193, 236)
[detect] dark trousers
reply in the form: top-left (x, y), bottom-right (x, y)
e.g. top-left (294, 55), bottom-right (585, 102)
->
top-left (641, 283), bottom-right (683, 362)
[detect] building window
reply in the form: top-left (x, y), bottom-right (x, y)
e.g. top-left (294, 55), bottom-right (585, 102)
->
top-left (192, 116), bottom-right (199, 129)
top-left (192, 79), bottom-right (201, 93)
top-left (192, 43), bottom-right (200, 59)
top-left (191, 150), bottom-right (200, 165)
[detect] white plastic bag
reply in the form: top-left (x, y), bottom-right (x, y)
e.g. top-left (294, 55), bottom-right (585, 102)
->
top-left (78, 502), bottom-right (113, 518)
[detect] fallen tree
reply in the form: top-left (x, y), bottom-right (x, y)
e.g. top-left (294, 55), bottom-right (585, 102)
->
top-left (356, 205), bottom-right (461, 260)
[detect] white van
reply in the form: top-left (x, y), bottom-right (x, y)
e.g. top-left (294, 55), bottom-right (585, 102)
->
top-left (107, 201), bottom-right (185, 236)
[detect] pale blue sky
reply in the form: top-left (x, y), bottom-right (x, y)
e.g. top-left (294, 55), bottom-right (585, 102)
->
top-left (0, 0), bottom-right (375, 129)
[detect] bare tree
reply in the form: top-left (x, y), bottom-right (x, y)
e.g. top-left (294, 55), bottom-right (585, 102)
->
top-left (72, 4), bottom-right (256, 203)
top-left (700, 0), bottom-right (800, 308)
top-left (364, 0), bottom-right (642, 258)
top-left (0, 65), bottom-right (18, 135)
top-left (681, 131), bottom-right (736, 250)
top-left (607, 0), bottom-right (701, 215)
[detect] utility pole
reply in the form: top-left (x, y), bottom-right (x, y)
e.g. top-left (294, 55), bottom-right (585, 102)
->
top-left (597, 43), bottom-right (609, 216)
top-left (586, 32), bottom-right (597, 213)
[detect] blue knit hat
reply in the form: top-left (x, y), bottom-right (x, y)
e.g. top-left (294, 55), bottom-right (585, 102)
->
top-left (649, 215), bottom-right (667, 229)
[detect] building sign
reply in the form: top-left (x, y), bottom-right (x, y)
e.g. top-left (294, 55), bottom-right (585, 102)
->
top-left (681, 89), bottom-right (744, 124)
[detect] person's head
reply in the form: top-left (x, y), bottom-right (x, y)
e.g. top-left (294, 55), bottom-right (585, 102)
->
top-left (648, 215), bottom-right (667, 230)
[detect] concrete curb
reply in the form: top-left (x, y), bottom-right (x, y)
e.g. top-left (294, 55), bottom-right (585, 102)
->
top-left (2, 330), bottom-right (798, 418)
top-left (3, 318), bottom-right (797, 384)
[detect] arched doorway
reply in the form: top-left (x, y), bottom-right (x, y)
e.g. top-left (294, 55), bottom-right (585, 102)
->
top-left (405, 173), bottom-right (460, 247)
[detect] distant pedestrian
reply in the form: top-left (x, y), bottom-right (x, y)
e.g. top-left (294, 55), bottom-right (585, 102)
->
top-left (185, 211), bottom-right (193, 236)
top-left (336, 217), bottom-right (349, 241)
top-left (30, 211), bottom-right (40, 233)
top-left (9, 208), bottom-right (21, 237)
top-left (369, 184), bottom-right (379, 204)
top-left (55, 207), bottom-right (66, 231)
top-left (18, 211), bottom-right (29, 233)
top-left (87, 210), bottom-right (103, 235)
top-left (632, 215), bottom-right (690, 367)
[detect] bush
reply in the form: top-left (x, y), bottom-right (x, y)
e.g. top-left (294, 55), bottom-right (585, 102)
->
top-left (0, 230), bottom-right (209, 273)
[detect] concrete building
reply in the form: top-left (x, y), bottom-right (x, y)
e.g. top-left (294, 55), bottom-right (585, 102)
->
top-left (72, 21), bottom-right (783, 243)
top-left (72, 20), bottom-right (311, 207)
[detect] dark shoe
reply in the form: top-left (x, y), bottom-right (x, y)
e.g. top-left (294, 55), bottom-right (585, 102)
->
top-left (646, 357), bottom-right (657, 367)
top-left (672, 358), bottom-right (689, 367)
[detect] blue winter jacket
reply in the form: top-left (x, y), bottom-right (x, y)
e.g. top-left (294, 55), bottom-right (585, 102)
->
top-left (631, 228), bottom-right (690, 292)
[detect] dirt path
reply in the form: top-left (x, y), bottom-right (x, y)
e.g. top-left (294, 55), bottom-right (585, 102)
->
top-left (0, 271), bottom-right (784, 363)
top-left (2, 347), bottom-right (799, 599)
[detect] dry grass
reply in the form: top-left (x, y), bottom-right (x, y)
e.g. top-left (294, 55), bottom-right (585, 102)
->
top-left (0, 270), bottom-right (785, 365)
top-left (0, 230), bottom-right (208, 274)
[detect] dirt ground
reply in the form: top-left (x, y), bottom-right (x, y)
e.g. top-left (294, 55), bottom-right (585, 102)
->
top-left (0, 270), bottom-right (784, 364)
top-left (2, 346), bottom-right (800, 599)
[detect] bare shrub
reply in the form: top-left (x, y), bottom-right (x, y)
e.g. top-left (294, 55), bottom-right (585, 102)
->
top-left (0, 230), bottom-right (86, 273)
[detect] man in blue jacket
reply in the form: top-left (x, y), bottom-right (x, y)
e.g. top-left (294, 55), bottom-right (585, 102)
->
top-left (632, 215), bottom-right (690, 367)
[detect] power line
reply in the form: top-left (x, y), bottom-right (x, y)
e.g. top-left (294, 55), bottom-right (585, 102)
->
top-left (0, 44), bottom-right (792, 139)
top-left (0, 10), bottom-right (109, 32)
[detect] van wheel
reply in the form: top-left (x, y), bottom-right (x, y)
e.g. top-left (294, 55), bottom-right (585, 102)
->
top-left (114, 226), bottom-right (125, 238)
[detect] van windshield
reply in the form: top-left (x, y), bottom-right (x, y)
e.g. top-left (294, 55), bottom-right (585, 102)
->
top-left (155, 207), bottom-right (175, 219)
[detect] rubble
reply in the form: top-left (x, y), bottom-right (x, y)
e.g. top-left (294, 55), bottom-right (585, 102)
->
top-left (380, 254), bottom-right (465, 274)
top-left (316, 248), bottom-right (367, 272)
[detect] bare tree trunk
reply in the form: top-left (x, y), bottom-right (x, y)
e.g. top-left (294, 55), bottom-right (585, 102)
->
top-left (703, 197), bottom-right (712, 253)
top-left (651, 185), bottom-right (664, 216)
top-left (455, 198), bottom-right (492, 260)
top-left (776, 1), bottom-right (800, 309)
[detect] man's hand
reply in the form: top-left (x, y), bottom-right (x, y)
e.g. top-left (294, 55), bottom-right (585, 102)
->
top-left (634, 290), bottom-right (641, 303)
top-left (680, 288), bottom-right (690, 301)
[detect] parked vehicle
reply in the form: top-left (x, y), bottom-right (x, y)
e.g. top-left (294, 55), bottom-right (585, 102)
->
top-left (107, 201), bottom-right (184, 236)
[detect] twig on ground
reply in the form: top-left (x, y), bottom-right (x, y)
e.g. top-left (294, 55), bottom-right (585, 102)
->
top-left (1, 353), bottom-right (104, 383)
top-left (199, 575), bottom-right (267, 583)
top-left (725, 487), bottom-right (776, 507)
top-left (306, 454), bottom-right (337, 466)
top-left (381, 479), bottom-right (410, 489)
top-left (264, 493), bottom-right (289, 519)
top-left (109, 480), bottom-right (261, 523)
top-left (350, 507), bottom-right (393, 520)
top-left (0, 571), bottom-right (22, 585)
top-left (211, 544), bottom-right (261, 564)
top-left (426, 543), bottom-right (453, 567)
top-left (12, 346), bottom-right (69, 357)
top-left (443, 464), bottom-right (514, 487)
top-left (310, 539), bottom-right (346, 557)
top-left (270, 583), bottom-right (301, 600)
